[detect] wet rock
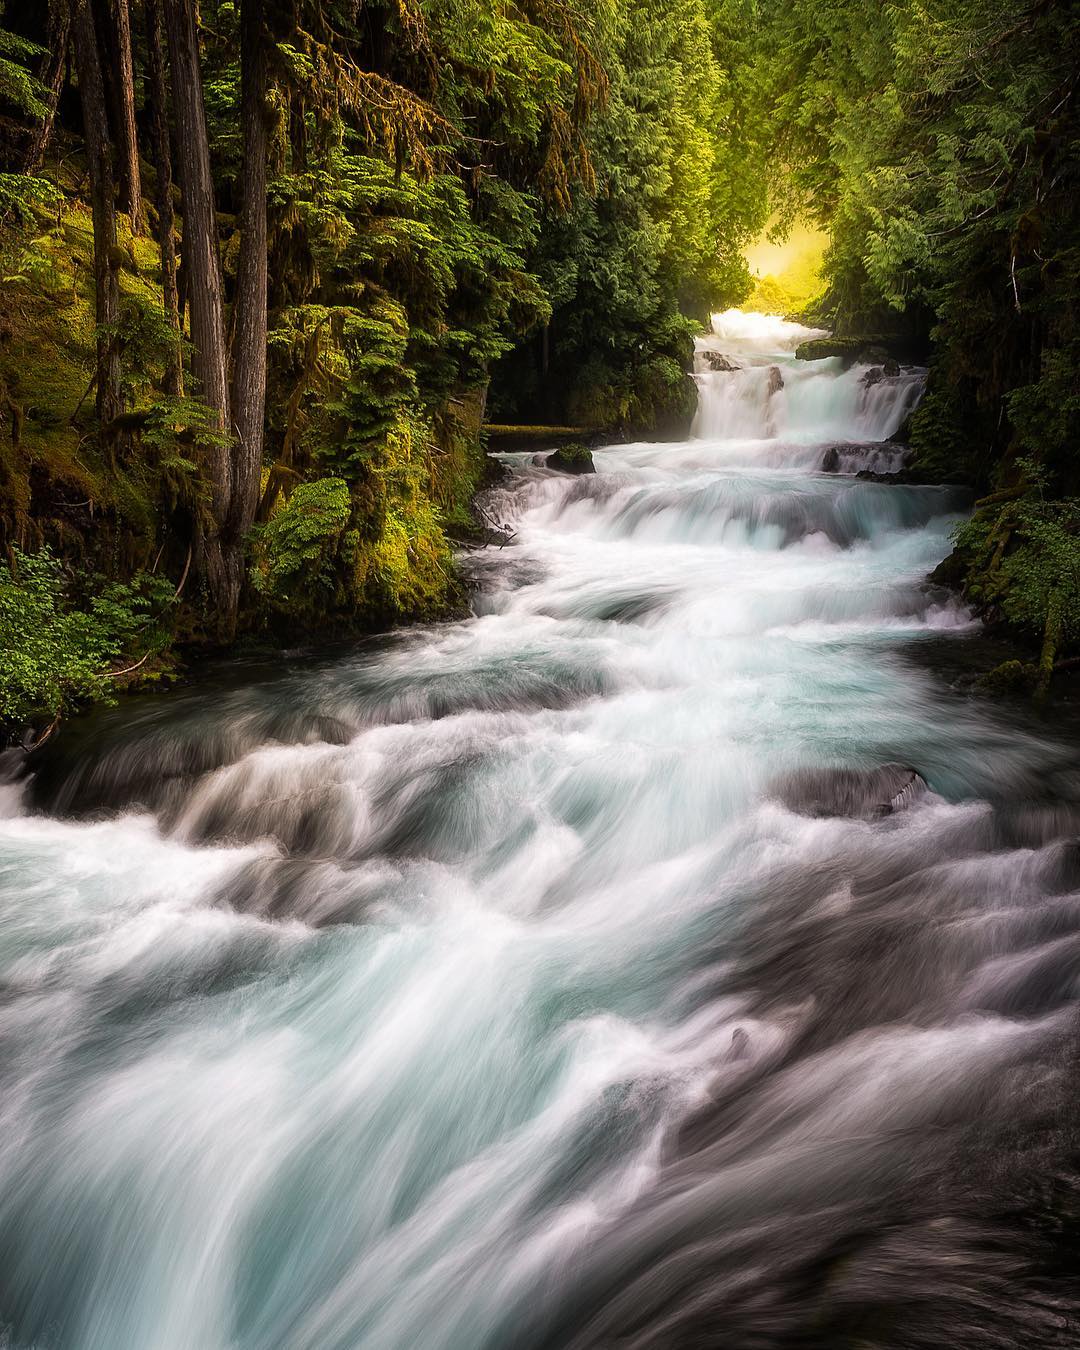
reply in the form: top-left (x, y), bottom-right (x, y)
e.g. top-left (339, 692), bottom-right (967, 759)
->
top-left (928, 548), bottom-right (967, 587)
top-left (796, 336), bottom-right (913, 367)
top-left (547, 446), bottom-right (596, 475)
top-left (767, 365), bottom-right (784, 395)
top-left (0, 747), bottom-right (27, 783)
top-left (702, 351), bottom-right (740, 372)
top-left (772, 762), bottom-right (928, 819)
top-left (815, 442), bottom-right (911, 479)
top-left (975, 659), bottom-right (1038, 696)
top-left (795, 337), bottom-right (864, 364)
top-left (855, 464), bottom-right (917, 483)
top-left (861, 357), bottom-right (902, 383)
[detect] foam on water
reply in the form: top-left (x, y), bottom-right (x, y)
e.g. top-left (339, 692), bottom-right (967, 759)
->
top-left (1, 312), bottom-right (1078, 1349)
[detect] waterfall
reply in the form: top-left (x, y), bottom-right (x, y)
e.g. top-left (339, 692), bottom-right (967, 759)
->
top-left (691, 308), bottom-right (925, 447)
top-left (0, 313), bottom-right (1075, 1350)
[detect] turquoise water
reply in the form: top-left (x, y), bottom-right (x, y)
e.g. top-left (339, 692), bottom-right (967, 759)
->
top-left (0, 313), bottom-right (1075, 1349)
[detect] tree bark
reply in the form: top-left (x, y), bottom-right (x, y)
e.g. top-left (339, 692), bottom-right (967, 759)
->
top-left (71, 0), bottom-right (122, 434)
top-left (1036, 588), bottom-right (1064, 706)
top-left (162, 0), bottom-right (235, 623)
top-left (144, 0), bottom-right (183, 395)
top-left (24, 1), bottom-right (72, 172)
top-left (110, 0), bottom-right (144, 232)
top-left (229, 0), bottom-right (269, 554)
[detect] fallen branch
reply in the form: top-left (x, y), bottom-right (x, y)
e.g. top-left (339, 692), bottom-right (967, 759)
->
top-left (25, 712), bottom-right (61, 752)
top-left (172, 541), bottom-right (193, 599)
top-left (108, 650), bottom-right (153, 679)
top-left (70, 368), bottom-right (98, 424)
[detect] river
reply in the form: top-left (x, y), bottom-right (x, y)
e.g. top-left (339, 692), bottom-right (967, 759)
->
top-left (1, 310), bottom-right (1077, 1349)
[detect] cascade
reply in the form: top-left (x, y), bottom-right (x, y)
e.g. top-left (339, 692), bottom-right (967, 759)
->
top-left (691, 308), bottom-right (924, 449)
top-left (0, 313), bottom-right (1075, 1350)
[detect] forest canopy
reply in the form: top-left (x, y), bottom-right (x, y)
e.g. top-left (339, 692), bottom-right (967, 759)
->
top-left (0, 0), bottom-right (1077, 730)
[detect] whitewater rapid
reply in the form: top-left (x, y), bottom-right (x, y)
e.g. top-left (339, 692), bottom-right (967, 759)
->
top-left (1, 311), bottom-right (1077, 1349)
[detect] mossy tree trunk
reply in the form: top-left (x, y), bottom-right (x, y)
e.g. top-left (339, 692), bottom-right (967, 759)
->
top-left (1036, 588), bottom-right (1064, 705)
top-left (109, 0), bottom-right (144, 233)
top-left (227, 0), bottom-right (269, 586)
top-left (162, 0), bottom-right (237, 630)
top-left (71, 0), bottom-right (122, 435)
top-left (144, 0), bottom-right (183, 397)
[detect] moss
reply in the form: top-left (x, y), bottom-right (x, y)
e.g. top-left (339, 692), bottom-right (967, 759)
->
top-left (429, 390), bottom-right (490, 530)
top-left (547, 445), bottom-right (595, 473)
top-left (256, 404), bottom-right (474, 629)
top-left (484, 424), bottom-right (596, 438)
top-left (0, 188), bottom-right (197, 578)
top-left (348, 413), bottom-right (460, 623)
top-left (0, 169), bottom-right (490, 651)
top-left (794, 336), bottom-right (896, 364)
top-left (975, 659), bottom-right (1038, 695)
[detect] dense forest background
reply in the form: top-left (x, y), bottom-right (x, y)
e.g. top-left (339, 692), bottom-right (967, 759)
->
top-left (0, 0), bottom-right (1077, 734)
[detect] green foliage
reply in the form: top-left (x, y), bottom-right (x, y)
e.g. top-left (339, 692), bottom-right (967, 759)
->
top-left (759, 0), bottom-right (1080, 386)
top-left (140, 397), bottom-right (229, 460)
top-left (954, 489), bottom-right (1080, 646)
top-left (741, 0), bottom-right (1080, 665)
top-left (0, 25), bottom-right (46, 121)
top-left (251, 410), bottom-right (460, 626)
top-left (0, 173), bottom-right (61, 224)
top-left (491, 0), bottom-right (762, 434)
top-left (251, 476), bottom-right (351, 609)
top-left (999, 502), bottom-right (1080, 644)
top-left (109, 297), bottom-right (188, 399)
top-left (0, 0), bottom-right (620, 671)
top-left (0, 550), bottom-right (171, 728)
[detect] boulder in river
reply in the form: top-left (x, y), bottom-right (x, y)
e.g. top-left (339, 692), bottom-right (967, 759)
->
top-left (794, 337), bottom-right (864, 364)
top-left (547, 446), bottom-right (596, 474)
top-left (820, 447), bottom-right (841, 473)
top-left (702, 351), bottom-right (741, 372)
top-left (767, 365), bottom-right (784, 395)
top-left (795, 337), bottom-right (910, 368)
top-left (772, 762), bottom-right (927, 819)
top-left (864, 359), bottom-right (903, 385)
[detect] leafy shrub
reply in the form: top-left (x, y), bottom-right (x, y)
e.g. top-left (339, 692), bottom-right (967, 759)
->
top-left (0, 29), bottom-right (47, 121)
top-left (997, 500), bottom-right (1080, 642)
top-left (952, 458), bottom-right (1080, 648)
top-left (0, 549), bottom-right (172, 730)
top-left (250, 476), bottom-right (352, 611)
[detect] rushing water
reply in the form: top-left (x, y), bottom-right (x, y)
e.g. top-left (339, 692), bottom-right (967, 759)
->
top-left (2, 310), bottom-right (1079, 1349)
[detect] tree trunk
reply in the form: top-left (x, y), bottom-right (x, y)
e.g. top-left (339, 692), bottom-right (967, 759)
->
top-left (162, 0), bottom-right (236, 624)
top-left (24, 1), bottom-right (72, 172)
top-left (71, 0), bottom-right (122, 434)
top-left (144, 0), bottom-right (183, 395)
top-left (110, 0), bottom-right (144, 232)
top-left (1036, 588), bottom-right (1063, 706)
top-left (228, 0), bottom-right (269, 554)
